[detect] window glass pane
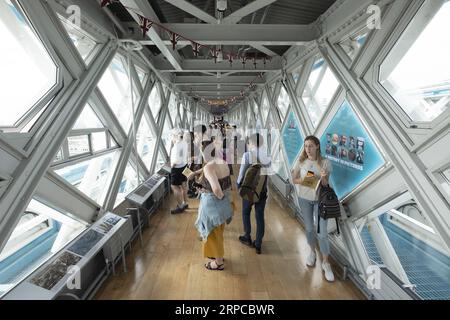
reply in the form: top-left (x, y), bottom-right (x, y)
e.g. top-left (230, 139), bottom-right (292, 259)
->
top-left (252, 100), bottom-right (259, 121)
top-left (301, 56), bottom-right (340, 127)
top-left (247, 105), bottom-right (253, 125)
top-left (148, 85), bottom-right (162, 119)
top-left (0, 0), bottom-right (57, 127)
top-left (59, 16), bottom-right (96, 62)
top-left (358, 197), bottom-right (450, 300)
top-left (0, 199), bottom-right (86, 298)
top-left (292, 65), bottom-right (302, 84)
top-left (115, 161), bottom-right (139, 207)
top-left (440, 167), bottom-right (450, 198)
top-left (135, 65), bottom-right (146, 86)
top-left (380, 2), bottom-right (450, 122)
top-left (156, 150), bottom-right (167, 172)
top-left (54, 151), bottom-right (121, 205)
top-left (91, 131), bottom-right (107, 152)
top-left (109, 135), bottom-right (117, 148)
top-left (68, 135), bottom-right (89, 157)
top-left (277, 86), bottom-right (290, 121)
top-left (20, 102), bottom-right (48, 133)
top-left (73, 103), bottom-right (103, 130)
top-left (270, 130), bottom-right (288, 180)
top-left (260, 92), bottom-right (270, 124)
top-left (168, 94), bottom-right (177, 127)
top-left (338, 28), bottom-right (368, 61)
top-left (179, 103), bottom-right (185, 125)
top-left (136, 116), bottom-right (156, 171)
top-left (98, 55), bottom-right (134, 132)
top-left (161, 115), bottom-right (172, 154)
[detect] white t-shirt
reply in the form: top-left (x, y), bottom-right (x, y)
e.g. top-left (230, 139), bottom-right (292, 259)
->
top-left (293, 158), bottom-right (332, 201)
top-left (170, 141), bottom-right (189, 168)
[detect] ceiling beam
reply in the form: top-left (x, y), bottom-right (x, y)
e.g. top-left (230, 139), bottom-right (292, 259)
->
top-left (164, 0), bottom-right (218, 24)
top-left (134, 23), bottom-right (318, 45)
top-left (188, 90), bottom-right (242, 94)
top-left (159, 58), bottom-right (281, 72)
top-left (178, 85), bottom-right (249, 91)
top-left (120, 0), bottom-right (182, 70)
top-left (222, 0), bottom-right (277, 24)
top-left (192, 92), bottom-right (244, 97)
top-left (174, 76), bottom-right (265, 85)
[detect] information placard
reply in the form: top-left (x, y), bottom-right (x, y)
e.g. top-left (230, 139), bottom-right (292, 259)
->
top-left (281, 110), bottom-right (304, 168)
top-left (320, 100), bottom-right (385, 199)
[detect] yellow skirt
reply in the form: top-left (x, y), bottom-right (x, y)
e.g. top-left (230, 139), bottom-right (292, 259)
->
top-left (203, 224), bottom-right (225, 258)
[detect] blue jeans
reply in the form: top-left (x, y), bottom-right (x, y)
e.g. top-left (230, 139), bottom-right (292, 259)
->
top-left (242, 198), bottom-right (266, 248)
top-left (298, 197), bottom-right (330, 256)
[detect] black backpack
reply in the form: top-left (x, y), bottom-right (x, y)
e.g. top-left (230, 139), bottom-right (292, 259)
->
top-left (317, 185), bottom-right (341, 235)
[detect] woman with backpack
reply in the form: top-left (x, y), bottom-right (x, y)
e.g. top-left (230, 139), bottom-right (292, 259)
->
top-left (292, 135), bottom-right (335, 282)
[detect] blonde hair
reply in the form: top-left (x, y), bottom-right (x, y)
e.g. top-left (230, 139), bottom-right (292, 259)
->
top-left (299, 135), bottom-right (323, 167)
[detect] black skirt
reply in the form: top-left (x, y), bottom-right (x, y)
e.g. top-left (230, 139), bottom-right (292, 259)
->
top-left (171, 165), bottom-right (187, 185)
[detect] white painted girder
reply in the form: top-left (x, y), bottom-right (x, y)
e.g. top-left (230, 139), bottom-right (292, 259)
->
top-left (120, 0), bottom-right (183, 70)
top-left (159, 58), bottom-right (281, 72)
top-left (135, 23), bottom-right (318, 45)
top-left (173, 76), bottom-right (265, 85)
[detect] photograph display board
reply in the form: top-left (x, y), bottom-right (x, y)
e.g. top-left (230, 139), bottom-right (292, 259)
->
top-left (281, 110), bottom-right (304, 168)
top-left (320, 100), bottom-right (385, 199)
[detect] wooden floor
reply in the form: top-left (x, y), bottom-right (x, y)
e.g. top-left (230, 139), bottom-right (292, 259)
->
top-left (95, 178), bottom-right (365, 300)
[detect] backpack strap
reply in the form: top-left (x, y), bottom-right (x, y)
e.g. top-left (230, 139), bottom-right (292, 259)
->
top-left (317, 215), bottom-right (321, 234)
top-left (335, 217), bottom-right (340, 235)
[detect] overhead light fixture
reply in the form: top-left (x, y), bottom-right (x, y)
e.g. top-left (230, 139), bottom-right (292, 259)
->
top-left (217, 0), bottom-right (227, 12)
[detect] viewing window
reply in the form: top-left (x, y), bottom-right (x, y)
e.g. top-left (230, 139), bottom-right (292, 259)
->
top-left (136, 116), bottom-right (156, 171)
top-left (338, 28), bottom-right (368, 61)
top-left (277, 86), bottom-right (291, 121)
top-left (379, 1), bottom-right (450, 122)
top-left (0, 199), bottom-right (86, 298)
top-left (55, 103), bottom-right (115, 163)
top-left (357, 195), bottom-right (450, 299)
top-left (301, 55), bottom-right (340, 127)
top-left (135, 65), bottom-right (147, 86)
top-left (98, 54), bottom-right (139, 133)
top-left (54, 150), bottom-right (121, 206)
top-left (148, 84), bottom-right (162, 120)
top-left (59, 15), bottom-right (97, 63)
top-left (0, 0), bottom-right (57, 128)
top-left (161, 115), bottom-right (172, 157)
top-left (115, 161), bottom-right (139, 207)
top-left (167, 94), bottom-right (177, 127)
top-left (260, 92), bottom-right (270, 125)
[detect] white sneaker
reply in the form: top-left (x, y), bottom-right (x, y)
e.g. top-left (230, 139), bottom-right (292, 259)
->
top-left (322, 262), bottom-right (335, 282)
top-left (306, 250), bottom-right (316, 267)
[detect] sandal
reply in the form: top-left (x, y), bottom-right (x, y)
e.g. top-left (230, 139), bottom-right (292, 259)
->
top-left (205, 260), bottom-right (224, 271)
top-left (207, 257), bottom-right (225, 261)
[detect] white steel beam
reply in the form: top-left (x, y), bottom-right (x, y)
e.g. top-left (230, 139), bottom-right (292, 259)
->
top-left (173, 76), bottom-right (265, 85)
top-left (136, 24), bottom-right (318, 45)
top-left (160, 58), bottom-right (281, 72)
top-left (120, 0), bottom-right (183, 70)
